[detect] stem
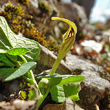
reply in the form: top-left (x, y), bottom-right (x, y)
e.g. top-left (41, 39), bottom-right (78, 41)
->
top-left (36, 89), bottom-right (50, 108)
top-left (20, 55), bottom-right (50, 108)
top-left (50, 57), bottom-right (61, 75)
top-left (19, 55), bottom-right (41, 94)
top-left (28, 70), bottom-right (41, 94)
top-left (19, 55), bottom-right (27, 63)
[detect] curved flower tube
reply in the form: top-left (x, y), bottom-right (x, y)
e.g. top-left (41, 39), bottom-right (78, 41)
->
top-left (50, 17), bottom-right (77, 75)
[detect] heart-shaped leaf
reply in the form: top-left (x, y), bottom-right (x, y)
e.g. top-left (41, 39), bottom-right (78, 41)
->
top-left (0, 16), bottom-right (40, 61)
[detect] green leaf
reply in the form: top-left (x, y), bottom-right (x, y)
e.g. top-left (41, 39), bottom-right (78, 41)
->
top-left (0, 62), bottom-right (5, 66)
top-left (0, 68), bottom-right (16, 80)
top-left (50, 85), bottom-right (65, 103)
top-left (7, 48), bottom-right (27, 55)
top-left (50, 83), bottom-right (80, 103)
top-left (37, 75), bottom-right (84, 87)
top-left (28, 89), bottom-right (36, 99)
top-left (4, 62), bottom-right (36, 82)
top-left (0, 53), bottom-right (15, 67)
top-left (0, 16), bottom-right (40, 61)
top-left (0, 27), bottom-right (12, 53)
top-left (49, 77), bottom-right (62, 89)
top-left (63, 83), bottom-right (80, 101)
top-left (20, 91), bottom-right (27, 99)
top-left (6, 54), bottom-right (17, 62)
top-left (21, 39), bottom-right (40, 61)
top-left (37, 75), bottom-right (63, 89)
top-left (37, 75), bottom-right (65, 79)
top-left (37, 75), bottom-right (79, 79)
top-left (57, 75), bottom-right (84, 86)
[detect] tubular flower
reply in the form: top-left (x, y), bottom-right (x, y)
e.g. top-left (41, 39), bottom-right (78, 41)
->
top-left (50, 17), bottom-right (77, 75)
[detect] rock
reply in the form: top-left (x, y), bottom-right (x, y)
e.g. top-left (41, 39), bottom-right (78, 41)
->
top-left (30, 0), bottom-right (38, 9)
top-left (65, 52), bottom-right (110, 110)
top-left (72, 0), bottom-right (95, 18)
top-left (0, 101), bottom-right (14, 110)
top-left (0, 0), bottom-right (88, 42)
top-left (13, 99), bottom-right (36, 110)
top-left (65, 98), bottom-right (84, 110)
top-left (26, 0), bottom-right (59, 35)
top-left (65, 53), bottom-right (104, 73)
top-left (43, 103), bottom-right (65, 110)
top-left (0, 99), bottom-right (37, 110)
top-left (78, 71), bottom-right (110, 110)
top-left (43, 98), bottom-right (84, 110)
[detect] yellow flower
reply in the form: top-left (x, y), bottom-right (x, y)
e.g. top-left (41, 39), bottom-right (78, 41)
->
top-left (50, 17), bottom-right (77, 75)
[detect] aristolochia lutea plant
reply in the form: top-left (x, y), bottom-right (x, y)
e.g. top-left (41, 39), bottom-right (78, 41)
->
top-left (37, 17), bottom-right (78, 107)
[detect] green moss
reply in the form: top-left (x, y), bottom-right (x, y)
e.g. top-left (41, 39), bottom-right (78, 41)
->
top-left (38, 1), bottom-right (52, 15)
top-left (45, 39), bottom-right (60, 52)
top-left (0, 1), bottom-right (24, 34)
top-left (0, 1), bottom-right (59, 52)
top-left (22, 20), bottom-right (47, 46)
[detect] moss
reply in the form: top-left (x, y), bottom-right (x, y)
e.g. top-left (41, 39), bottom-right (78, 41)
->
top-left (0, 1), bottom-right (24, 34)
top-left (0, 1), bottom-right (59, 52)
top-left (18, 0), bottom-right (30, 6)
top-left (38, 1), bottom-right (52, 15)
top-left (45, 39), bottom-right (60, 52)
top-left (22, 20), bottom-right (47, 46)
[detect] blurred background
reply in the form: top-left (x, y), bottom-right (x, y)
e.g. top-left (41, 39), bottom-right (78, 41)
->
top-left (68, 0), bottom-right (110, 24)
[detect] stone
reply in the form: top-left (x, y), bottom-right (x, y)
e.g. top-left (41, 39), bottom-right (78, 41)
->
top-left (0, 101), bottom-right (14, 110)
top-left (65, 53), bottom-right (104, 73)
top-left (43, 98), bottom-right (84, 110)
top-left (26, 0), bottom-right (59, 35)
top-left (43, 103), bottom-right (65, 110)
top-left (72, 0), bottom-right (95, 18)
top-left (13, 99), bottom-right (36, 110)
top-left (65, 52), bottom-right (110, 110)
top-left (65, 98), bottom-right (84, 110)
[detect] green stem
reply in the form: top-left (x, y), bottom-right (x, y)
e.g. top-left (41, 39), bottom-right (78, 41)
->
top-left (36, 89), bottom-right (50, 108)
top-left (19, 55), bottom-right (27, 63)
top-left (50, 57), bottom-right (61, 75)
top-left (19, 55), bottom-right (41, 94)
